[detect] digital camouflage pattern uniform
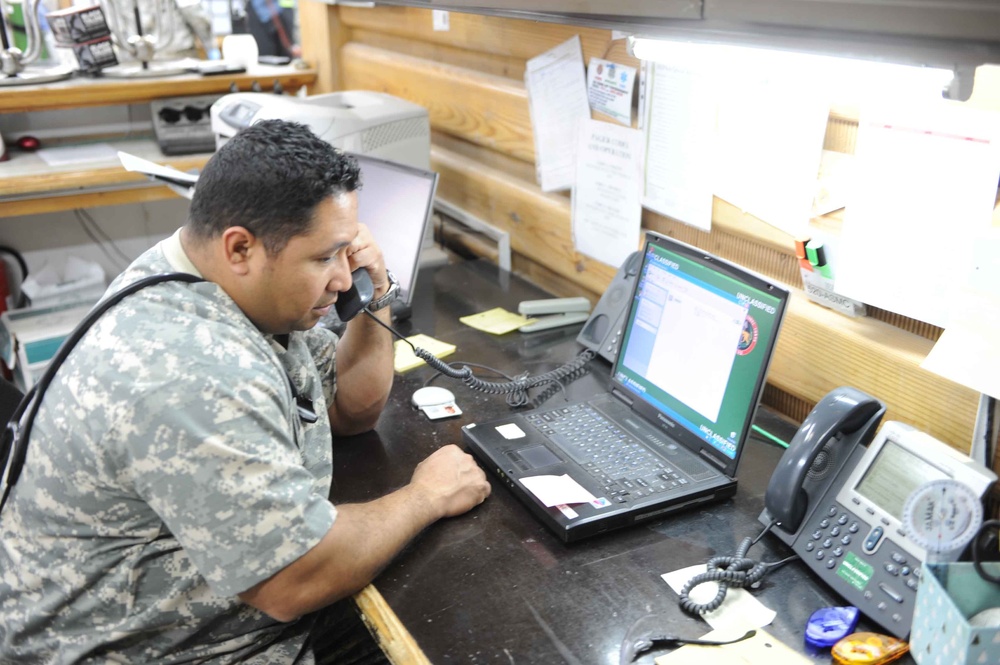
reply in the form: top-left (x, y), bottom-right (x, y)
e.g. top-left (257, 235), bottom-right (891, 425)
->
top-left (0, 233), bottom-right (340, 663)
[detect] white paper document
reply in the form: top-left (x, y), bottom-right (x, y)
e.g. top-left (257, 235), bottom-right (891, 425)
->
top-left (117, 151), bottom-right (198, 200)
top-left (640, 61), bottom-right (716, 231)
top-left (835, 103), bottom-right (1000, 326)
top-left (520, 474), bottom-right (597, 507)
top-left (37, 143), bottom-right (119, 168)
top-left (922, 232), bottom-right (1000, 398)
top-left (662, 565), bottom-right (776, 632)
top-left (571, 118), bottom-right (644, 267)
top-left (713, 73), bottom-right (829, 237)
top-left (586, 57), bottom-right (636, 126)
top-left (525, 36), bottom-right (591, 192)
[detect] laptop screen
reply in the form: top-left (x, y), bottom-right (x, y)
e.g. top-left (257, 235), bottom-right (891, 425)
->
top-left (612, 234), bottom-right (788, 465)
top-left (352, 153), bottom-right (439, 309)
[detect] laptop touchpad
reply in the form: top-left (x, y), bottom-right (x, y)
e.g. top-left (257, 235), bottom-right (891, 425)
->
top-left (513, 445), bottom-right (561, 470)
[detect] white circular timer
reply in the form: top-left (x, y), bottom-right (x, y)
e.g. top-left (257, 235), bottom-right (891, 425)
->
top-left (902, 478), bottom-right (983, 560)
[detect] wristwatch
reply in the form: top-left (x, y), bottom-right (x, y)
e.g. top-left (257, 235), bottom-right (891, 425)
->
top-left (367, 269), bottom-right (399, 312)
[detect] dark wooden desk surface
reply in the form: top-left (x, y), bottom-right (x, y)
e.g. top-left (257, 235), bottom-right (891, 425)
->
top-left (330, 259), bottom-right (914, 664)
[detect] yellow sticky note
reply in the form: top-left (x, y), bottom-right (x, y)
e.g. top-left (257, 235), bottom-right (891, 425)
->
top-left (393, 334), bottom-right (456, 373)
top-left (459, 307), bottom-right (535, 335)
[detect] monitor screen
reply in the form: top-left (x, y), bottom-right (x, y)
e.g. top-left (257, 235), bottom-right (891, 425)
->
top-left (351, 153), bottom-right (439, 309)
top-left (613, 237), bottom-right (787, 461)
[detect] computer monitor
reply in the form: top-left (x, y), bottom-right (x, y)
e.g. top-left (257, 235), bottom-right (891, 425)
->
top-left (351, 152), bottom-right (439, 320)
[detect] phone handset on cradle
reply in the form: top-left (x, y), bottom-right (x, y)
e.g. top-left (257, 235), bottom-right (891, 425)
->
top-left (761, 386), bottom-right (885, 543)
top-left (576, 250), bottom-right (641, 363)
top-left (678, 386), bottom-right (886, 618)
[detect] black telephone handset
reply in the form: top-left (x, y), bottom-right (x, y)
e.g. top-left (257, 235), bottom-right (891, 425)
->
top-left (761, 387), bottom-right (886, 547)
top-left (335, 268), bottom-right (375, 322)
top-left (577, 251), bottom-right (641, 363)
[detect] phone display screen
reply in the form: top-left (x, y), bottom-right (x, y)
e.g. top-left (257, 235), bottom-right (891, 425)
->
top-left (854, 438), bottom-right (948, 521)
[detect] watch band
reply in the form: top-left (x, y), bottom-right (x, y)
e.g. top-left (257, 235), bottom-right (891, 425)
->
top-left (367, 269), bottom-right (399, 312)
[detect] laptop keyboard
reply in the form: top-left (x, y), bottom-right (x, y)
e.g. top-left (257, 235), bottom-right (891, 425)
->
top-left (525, 403), bottom-right (690, 504)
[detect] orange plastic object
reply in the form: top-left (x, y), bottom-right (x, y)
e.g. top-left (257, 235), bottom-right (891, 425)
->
top-left (831, 632), bottom-right (910, 665)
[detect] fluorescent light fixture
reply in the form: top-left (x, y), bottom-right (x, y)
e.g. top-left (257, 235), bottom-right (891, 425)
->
top-left (629, 36), bottom-right (957, 101)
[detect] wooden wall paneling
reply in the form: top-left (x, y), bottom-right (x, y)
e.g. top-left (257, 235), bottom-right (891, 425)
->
top-left (299, 0), bottom-right (350, 94)
top-left (432, 143), bottom-right (617, 294)
top-left (431, 131), bottom-right (537, 183)
top-left (339, 6), bottom-right (637, 69)
top-left (350, 28), bottom-right (527, 79)
top-left (340, 42), bottom-right (536, 163)
top-left (771, 293), bottom-right (978, 448)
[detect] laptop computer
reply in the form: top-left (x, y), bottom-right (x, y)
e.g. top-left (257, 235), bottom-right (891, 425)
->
top-left (462, 231), bottom-right (790, 542)
top-left (351, 152), bottom-right (439, 321)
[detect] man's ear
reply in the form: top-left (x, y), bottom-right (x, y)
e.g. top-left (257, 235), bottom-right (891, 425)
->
top-left (220, 227), bottom-right (261, 276)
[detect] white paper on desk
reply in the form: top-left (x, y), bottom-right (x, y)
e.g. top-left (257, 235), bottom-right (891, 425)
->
top-left (520, 474), bottom-right (597, 507)
top-left (586, 57), bottom-right (636, 126)
top-left (118, 151), bottom-right (198, 200)
top-left (571, 118), bottom-right (644, 267)
top-left (713, 71), bottom-right (829, 238)
top-left (835, 103), bottom-right (1000, 327)
top-left (36, 143), bottom-right (119, 168)
top-left (640, 61), bottom-right (715, 231)
top-left (662, 565), bottom-right (776, 632)
top-left (525, 36), bottom-right (591, 192)
top-left (922, 232), bottom-right (1000, 398)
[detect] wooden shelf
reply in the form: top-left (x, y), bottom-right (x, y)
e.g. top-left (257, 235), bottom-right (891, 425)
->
top-left (0, 63), bottom-right (317, 113)
top-left (0, 139), bottom-right (209, 216)
top-left (0, 63), bottom-right (317, 215)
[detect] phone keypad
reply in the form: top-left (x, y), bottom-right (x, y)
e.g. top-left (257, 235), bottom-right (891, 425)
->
top-left (799, 502), bottom-right (920, 635)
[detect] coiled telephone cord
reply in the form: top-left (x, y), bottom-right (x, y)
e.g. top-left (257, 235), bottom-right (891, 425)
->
top-left (364, 309), bottom-right (595, 407)
top-left (678, 521), bottom-right (797, 615)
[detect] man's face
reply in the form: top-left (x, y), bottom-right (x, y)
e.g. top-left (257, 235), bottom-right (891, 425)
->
top-left (250, 192), bottom-right (359, 334)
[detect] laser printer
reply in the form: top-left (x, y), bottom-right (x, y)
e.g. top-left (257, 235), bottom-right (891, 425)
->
top-left (210, 90), bottom-right (430, 170)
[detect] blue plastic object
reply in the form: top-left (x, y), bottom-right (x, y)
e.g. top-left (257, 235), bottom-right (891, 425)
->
top-left (805, 606), bottom-right (861, 649)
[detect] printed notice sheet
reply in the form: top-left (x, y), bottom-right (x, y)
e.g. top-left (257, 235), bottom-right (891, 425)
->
top-left (571, 118), bottom-right (644, 267)
top-left (713, 72), bottom-right (829, 238)
top-left (640, 61), bottom-right (716, 231)
top-left (835, 102), bottom-right (1000, 326)
top-left (586, 57), bottom-right (636, 125)
top-left (525, 36), bottom-right (591, 192)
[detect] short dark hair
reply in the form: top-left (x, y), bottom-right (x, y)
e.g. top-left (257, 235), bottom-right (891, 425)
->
top-left (187, 119), bottom-right (362, 254)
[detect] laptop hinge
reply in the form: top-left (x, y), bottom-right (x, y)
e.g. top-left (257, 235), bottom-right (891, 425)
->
top-left (698, 448), bottom-right (728, 470)
top-left (611, 387), bottom-right (633, 407)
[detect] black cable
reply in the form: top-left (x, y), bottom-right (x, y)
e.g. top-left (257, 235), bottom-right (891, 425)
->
top-left (973, 519), bottom-right (1000, 584)
top-left (422, 362), bottom-right (518, 388)
top-left (678, 521), bottom-right (797, 615)
top-left (0, 273), bottom-right (204, 514)
top-left (362, 308), bottom-right (596, 407)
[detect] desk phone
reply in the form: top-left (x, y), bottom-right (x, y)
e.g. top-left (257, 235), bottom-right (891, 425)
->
top-left (760, 390), bottom-right (996, 639)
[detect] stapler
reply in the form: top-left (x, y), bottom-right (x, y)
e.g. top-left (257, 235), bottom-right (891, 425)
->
top-left (517, 297), bottom-right (591, 333)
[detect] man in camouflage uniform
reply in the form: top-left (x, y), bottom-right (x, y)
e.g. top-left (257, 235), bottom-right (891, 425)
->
top-left (0, 119), bottom-right (491, 663)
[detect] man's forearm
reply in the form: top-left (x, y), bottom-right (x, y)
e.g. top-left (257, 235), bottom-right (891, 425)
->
top-left (238, 483), bottom-right (438, 622)
top-left (329, 307), bottom-right (394, 433)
